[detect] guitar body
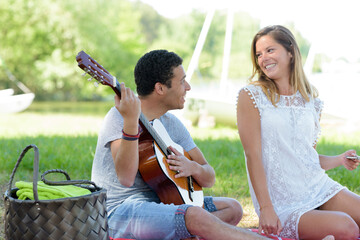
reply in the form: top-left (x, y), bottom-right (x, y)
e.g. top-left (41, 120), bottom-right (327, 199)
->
top-left (138, 119), bottom-right (204, 207)
top-left (76, 51), bottom-right (203, 206)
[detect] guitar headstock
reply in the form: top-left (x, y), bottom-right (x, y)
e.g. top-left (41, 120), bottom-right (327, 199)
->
top-left (76, 51), bottom-right (116, 88)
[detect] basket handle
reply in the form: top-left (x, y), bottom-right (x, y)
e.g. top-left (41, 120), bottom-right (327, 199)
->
top-left (8, 144), bottom-right (40, 201)
top-left (41, 169), bottom-right (101, 190)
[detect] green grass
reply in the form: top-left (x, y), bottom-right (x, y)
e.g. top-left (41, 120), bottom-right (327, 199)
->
top-left (1, 105), bottom-right (360, 237)
top-left (0, 135), bottom-right (98, 183)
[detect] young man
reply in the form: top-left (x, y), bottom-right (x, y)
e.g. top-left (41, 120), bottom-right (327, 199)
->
top-left (91, 50), bottom-right (267, 240)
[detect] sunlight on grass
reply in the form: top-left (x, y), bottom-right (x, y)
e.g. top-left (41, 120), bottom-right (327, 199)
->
top-left (189, 125), bottom-right (239, 140)
top-left (1, 113), bottom-right (104, 137)
top-left (321, 114), bottom-right (360, 145)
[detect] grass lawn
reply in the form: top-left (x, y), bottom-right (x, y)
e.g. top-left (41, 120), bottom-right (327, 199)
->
top-left (1, 105), bottom-right (359, 239)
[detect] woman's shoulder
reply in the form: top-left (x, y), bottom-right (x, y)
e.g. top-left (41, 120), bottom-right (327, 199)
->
top-left (313, 96), bottom-right (323, 103)
top-left (237, 84), bottom-right (265, 111)
top-left (241, 83), bottom-right (261, 92)
top-left (239, 84), bottom-right (264, 99)
top-left (312, 96), bottom-right (324, 112)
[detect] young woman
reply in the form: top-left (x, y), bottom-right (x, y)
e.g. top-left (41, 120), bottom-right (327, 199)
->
top-left (237, 25), bottom-right (360, 240)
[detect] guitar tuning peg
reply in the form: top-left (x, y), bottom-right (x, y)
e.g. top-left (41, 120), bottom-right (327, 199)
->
top-left (81, 72), bottom-right (87, 77)
top-left (94, 81), bottom-right (99, 87)
top-left (87, 77), bottom-right (93, 81)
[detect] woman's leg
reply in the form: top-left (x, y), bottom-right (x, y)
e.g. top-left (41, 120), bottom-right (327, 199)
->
top-left (320, 189), bottom-right (360, 226)
top-left (298, 189), bottom-right (360, 240)
top-left (298, 209), bottom-right (358, 240)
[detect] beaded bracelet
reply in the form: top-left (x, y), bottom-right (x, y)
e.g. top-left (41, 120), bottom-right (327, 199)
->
top-left (122, 129), bottom-right (140, 141)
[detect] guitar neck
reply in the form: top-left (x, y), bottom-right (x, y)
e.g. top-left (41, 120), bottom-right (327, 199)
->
top-left (111, 80), bottom-right (122, 98)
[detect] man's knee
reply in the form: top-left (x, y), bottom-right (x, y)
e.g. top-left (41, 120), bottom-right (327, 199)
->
top-left (184, 206), bottom-right (212, 235)
top-left (211, 197), bottom-right (243, 225)
top-left (227, 198), bottom-right (243, 225)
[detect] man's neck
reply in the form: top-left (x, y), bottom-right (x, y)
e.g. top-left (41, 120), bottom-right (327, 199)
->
top-left (140, 98), bottom-right (167, 121)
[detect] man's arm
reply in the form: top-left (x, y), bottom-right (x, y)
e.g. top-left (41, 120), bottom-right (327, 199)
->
top-left (111, 137), bottom-right (139, 187)
top-left (187, 147), bottom-right (216, 188)
top-left (111, 83), bottom-right (141, 187)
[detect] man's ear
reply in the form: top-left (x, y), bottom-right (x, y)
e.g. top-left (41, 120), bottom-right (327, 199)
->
top-left (154, 82), bottom-right (166, 95)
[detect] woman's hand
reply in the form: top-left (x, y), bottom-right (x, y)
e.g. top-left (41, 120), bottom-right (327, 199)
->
top-left (341, 150), bottom-right (359, 171)
top-left (258, 206), bottom-right (283, 236)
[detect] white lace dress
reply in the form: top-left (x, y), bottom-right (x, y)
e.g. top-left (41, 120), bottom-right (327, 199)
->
top-left (241, 85), bottom-right (345, 239)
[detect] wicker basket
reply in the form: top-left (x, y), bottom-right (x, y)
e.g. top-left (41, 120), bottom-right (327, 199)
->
top-left (3, 144), bottom-right (109, 240)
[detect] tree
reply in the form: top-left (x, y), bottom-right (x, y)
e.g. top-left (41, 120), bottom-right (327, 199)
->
top-left (0, 0), bottom-right (147, 100)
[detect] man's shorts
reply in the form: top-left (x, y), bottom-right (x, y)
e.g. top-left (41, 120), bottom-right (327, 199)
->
top-left (108, 191), bottom-right (217, 239)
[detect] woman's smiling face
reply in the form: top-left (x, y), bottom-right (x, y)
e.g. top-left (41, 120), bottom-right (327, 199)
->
top-left (255, 35), bottom-right (293, 82)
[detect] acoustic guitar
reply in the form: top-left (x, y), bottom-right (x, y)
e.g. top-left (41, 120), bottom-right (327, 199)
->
top-left (76, 51), bottom-right (203, 206)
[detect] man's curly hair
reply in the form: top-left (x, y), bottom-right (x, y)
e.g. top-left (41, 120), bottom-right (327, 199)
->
top-left (134, 49), bottom-right (183, 96)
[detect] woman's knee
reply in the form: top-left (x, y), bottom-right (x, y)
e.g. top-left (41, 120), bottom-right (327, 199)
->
top-left (342, 219), bottom-right (359, 240)
top-left (333, 214), bottom-right (359, 240)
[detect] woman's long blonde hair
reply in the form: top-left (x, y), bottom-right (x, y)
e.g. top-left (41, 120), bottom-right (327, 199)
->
top-left (250, 25), bottom-right (318, 106)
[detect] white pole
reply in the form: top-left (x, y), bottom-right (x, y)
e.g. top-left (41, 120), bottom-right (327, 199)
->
top-left (186, 9), bottom-right (215, 82)
top-left (220, 8), bottom-right (234, 94)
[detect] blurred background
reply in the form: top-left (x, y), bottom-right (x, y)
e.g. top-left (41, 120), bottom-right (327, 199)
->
top-left (1, 0), bottom-right (359, 130)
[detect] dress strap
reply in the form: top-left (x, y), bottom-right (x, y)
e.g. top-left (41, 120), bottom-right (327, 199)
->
top-left (242, 85), bottom-right (262, 116)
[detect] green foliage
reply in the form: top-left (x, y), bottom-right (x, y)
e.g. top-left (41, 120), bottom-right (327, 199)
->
top-left (149, 10), bottom-right (207, 67)
top-left (227, 12), bottom-right (260, 80)
top-left (134, 1), bottom-right (167, 45)
top-left (0, 0), bottom-right (311, 101)
top-left (150, 9), bottom-right (261, 84)
top-left (286, 22), bottom-right (311, 64)
top-left (0, 0), bottom-right (146, 100)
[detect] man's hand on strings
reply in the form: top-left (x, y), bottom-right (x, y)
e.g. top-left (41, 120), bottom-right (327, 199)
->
top-left (167, 146), bottom-right (195, 178)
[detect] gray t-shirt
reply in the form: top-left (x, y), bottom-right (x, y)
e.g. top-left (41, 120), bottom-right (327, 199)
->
top-left (91, 107), bottom-right (197, 215)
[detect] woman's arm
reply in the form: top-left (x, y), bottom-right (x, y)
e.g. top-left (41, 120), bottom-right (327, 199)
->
top-left (237, 89), bottom-right (282, 235)
top-left (319, 150), bottom-right (359, 171)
